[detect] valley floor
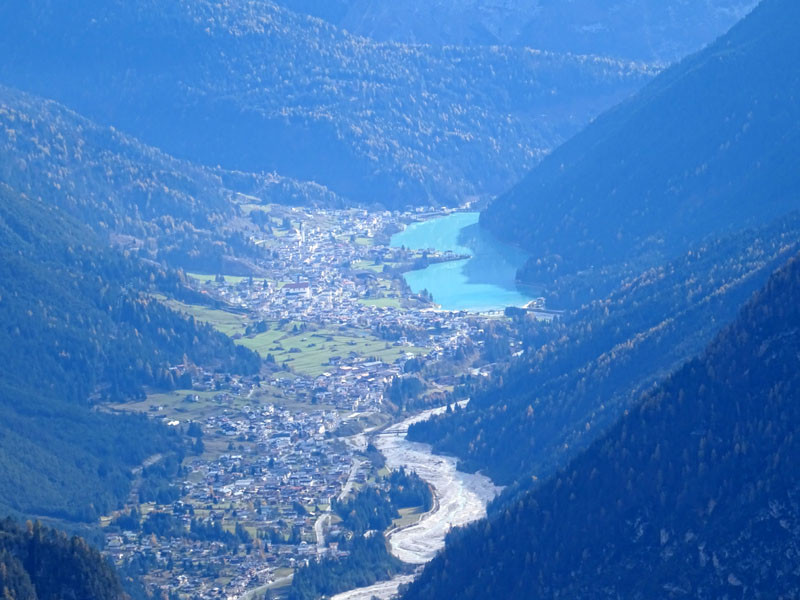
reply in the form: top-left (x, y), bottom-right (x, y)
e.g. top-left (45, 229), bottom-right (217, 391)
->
top-left (101, 205), bottom-right (521, 600)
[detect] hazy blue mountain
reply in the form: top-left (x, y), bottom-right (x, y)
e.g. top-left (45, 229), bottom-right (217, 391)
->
top-left (0, 84), bottom-right (344, 273)
top-left (278, 0), bottom-right (755, 63)
top-left (0, 0), bottom-right (655, 208)
top-left (409, 212), bottom-right (800, 488)
top-left (0, 86), bottom-right (231, 232)
top-left (0, 182), bottom-right (260, 522)
top-left (482, 0), bottom-right (800, 283)
top-left (275, 0), bottom-right (543, 47)
top-left (404, 250), bottom-right (800, 599)
top-left (513, 0), bottom-right (756, 62)
top-left (0, 85), bottom-right (342, 217)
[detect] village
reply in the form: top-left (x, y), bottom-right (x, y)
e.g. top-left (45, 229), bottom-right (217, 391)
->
top-left (101, 205), bottom-right (526, 599)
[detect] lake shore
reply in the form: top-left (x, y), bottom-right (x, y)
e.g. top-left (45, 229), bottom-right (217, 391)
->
top-left (390, 212), bottom-right (536, 312)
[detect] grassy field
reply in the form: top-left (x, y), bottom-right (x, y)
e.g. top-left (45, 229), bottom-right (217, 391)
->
top-left (392, 506), bottom-right (426, 530)
top-left (351, 259), bottom-right (384, 273)
top-left (186, 272), bottom-right (271, 287)
top-left (107, 384), bottom-right (338, 469)
top-left (159, 294), bottom-right (425, 376)
top-left (236, 326), bottom-right (427, 376)
top-left (359, 297), bottom-right (402, 309)
top-left (354, 237), bottom-right (374, 247)
top-left (163, 272), bottom-right (427, 378)
top-left (238, 203), bottom-right (271, 215)
top-left (114, 383), bottom-right (338, 419)
top-left (161, 298), bottom-right (251, 336)
top-left (107, 388), bottom-right (248, 422)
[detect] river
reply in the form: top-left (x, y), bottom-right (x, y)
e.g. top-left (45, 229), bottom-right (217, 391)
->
top-left (390, 212), bottom-right (536, 312)
top-left (332, 406), bottom-right (501, 600)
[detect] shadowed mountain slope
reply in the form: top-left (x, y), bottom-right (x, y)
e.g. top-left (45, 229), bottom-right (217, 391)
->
top-left (405, 249), bottom-right (800, 599)
top-left (482, 0), bottom-right (800, 283)
top-left (0, 182), bottom-right (259, 522)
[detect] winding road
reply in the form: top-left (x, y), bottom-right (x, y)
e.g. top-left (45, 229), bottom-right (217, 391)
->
top-left (315, 456), bottom-right (365, 555)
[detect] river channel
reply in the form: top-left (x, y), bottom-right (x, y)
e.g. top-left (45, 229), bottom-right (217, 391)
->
top-left (332, 406), bottom-right (501, 600)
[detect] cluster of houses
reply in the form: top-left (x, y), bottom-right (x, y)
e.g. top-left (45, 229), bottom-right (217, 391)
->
top-left (106, 401), bottom-right (369, 599)
top-left (104, 206), bottom-right (521, 598)
top-left (209, 207), bottom-right (466, 329)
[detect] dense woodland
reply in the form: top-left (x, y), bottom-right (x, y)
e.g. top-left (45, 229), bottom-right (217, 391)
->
top-left (483, 0), bottom-right (800, 283)
top-left (285, 469), bottom-right (430, 599)
top-left (0, 0), bottom-right (655, 208)
top-left (277, 0), bottom-right (754, 62)
top-left (0, 518), bottom-right (126, 600)
top-left (404, 252), bottom-right (800, 599)
top-left (0, 184), bottom-right (259, 522)
top-left (0, 85), bottom-right (343, 274)
top-left (332, 468), bottom-right (432, 535)
top-left (409, 212), bottom-right (800, 491)
top-left (288, 534), bottom-right (404, 600)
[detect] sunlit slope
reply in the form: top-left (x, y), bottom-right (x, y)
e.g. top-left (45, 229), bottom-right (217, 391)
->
top-left (0, 0), bottom-right (654, 207)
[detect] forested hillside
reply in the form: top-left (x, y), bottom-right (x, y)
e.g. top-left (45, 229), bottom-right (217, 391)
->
top-left (409, 213), bottom-right (800, 489)
top-left (0, 1), bottom-right (795, 597)
top-left (482, 0), bottom-right (800, 282)
top-left (402, 2), bottom-right (800, 596)
top-left (513, 0), bottom-right (755, 61)
top-left (0, 518), bottom-right (125, 600)
top-left (0, 85), bottom-right (343, 273)
top-left (278, 0), bottom-right (754, 62)
top-left (0, 0), bottom-right (655, 208)
top-left (0, 184), bottom-right (259, 521)
top-left (405, 250), bottom-right (800, 600)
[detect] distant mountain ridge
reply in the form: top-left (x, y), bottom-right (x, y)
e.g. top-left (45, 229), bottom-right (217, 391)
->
top-left (513, 0), bottom-right (756, 62)
top-left (404, 250), bottom-right (800, 599)
top-left (0, 0), bottom-right (655, 208)
top-left (482, 0), bottom-right (800, 283)
top-left (278, 0), bottom-right (756, 63)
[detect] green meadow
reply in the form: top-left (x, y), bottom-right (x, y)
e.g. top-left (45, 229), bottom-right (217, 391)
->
top-left (237, 326), bottom-right (426, 376)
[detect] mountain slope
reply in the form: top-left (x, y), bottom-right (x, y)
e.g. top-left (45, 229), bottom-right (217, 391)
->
top-left (404, 250), bottom-right (800, 599)
top-left (0, 84), bottom-right (343, 273)
top-left (0, 183), bottom-right (260, 521)
top-left (0, 519), bottom-right (126, 600)
top-left (409, 212), bottom-right (800, 488)
top-left (0, 0), bottom-right (654, 207)
top-left (278, 0), bottom-right (755, 63)
top-left (513, 0), bottom-right (756, 62)
top-left (0, 84), bottom-right (343, 225)
top-left (482, 0), bottom-right (800, 281)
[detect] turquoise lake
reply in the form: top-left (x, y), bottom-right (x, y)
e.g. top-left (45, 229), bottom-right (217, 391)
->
top-left (390, 212), bottom-right (537, 312)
